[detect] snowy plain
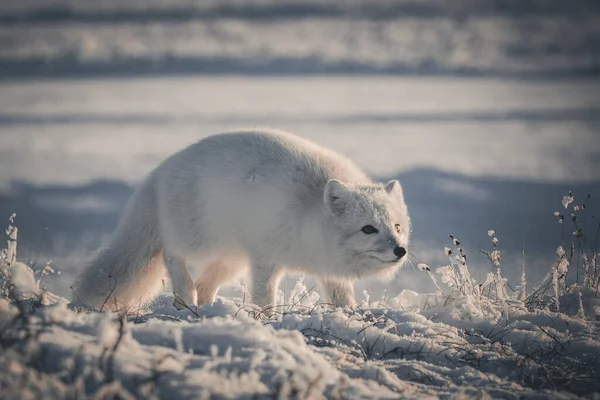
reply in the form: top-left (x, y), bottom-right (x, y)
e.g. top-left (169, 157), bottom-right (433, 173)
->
top-left (1, 0), bottom-right (600, 398)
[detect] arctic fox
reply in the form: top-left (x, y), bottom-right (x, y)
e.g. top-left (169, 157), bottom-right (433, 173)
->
top-left (72, 129), bottom-right (410, 312)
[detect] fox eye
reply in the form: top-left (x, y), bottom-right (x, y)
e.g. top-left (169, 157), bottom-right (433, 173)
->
top-left (361, 225), bottom-right (378, 234)
top-left (394, 224), bottom-right (401, 232)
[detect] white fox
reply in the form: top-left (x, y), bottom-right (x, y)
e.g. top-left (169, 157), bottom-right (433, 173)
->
top-left (72, 129), bottom-right (410, 312)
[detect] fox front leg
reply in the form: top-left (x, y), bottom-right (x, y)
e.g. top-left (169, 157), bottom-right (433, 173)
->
top-left (163, 252), bottom-right (197, 310)
top-left (250, 263), bottom-right (283, 317)
top-left (321, 278), bottom-right (356, 308)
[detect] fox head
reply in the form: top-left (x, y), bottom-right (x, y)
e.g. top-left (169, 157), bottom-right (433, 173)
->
top-left (323, 179), bottom-right (410, 278)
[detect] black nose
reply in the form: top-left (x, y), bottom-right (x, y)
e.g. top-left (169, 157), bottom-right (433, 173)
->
top-left (394, 246), bottom-right (407, 259)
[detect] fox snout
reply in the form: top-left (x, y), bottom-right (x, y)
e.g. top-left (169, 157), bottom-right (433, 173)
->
top-left (393, 246), bottom-right (407, 260)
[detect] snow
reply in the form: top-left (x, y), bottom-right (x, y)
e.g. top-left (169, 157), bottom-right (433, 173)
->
top-left (1, 290), bottom-right (597, 398)
top-left (5, 262), bottom-right (39, 299)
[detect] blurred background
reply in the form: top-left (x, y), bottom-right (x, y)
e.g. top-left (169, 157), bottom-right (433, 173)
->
top-left (1, 0), bottom-right (599, 299)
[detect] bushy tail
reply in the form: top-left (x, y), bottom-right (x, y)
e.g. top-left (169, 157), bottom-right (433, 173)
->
top-left (72, 174), bottom-right (166, 312)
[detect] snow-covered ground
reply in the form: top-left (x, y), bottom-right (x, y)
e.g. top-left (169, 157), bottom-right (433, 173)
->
top-left (1, 246), bottom-right (599, 399)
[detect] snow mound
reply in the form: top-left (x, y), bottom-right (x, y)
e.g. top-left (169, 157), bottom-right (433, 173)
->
top-left (1, 288), bottom-right (598, 399)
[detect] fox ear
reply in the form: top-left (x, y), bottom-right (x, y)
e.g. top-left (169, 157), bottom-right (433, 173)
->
top-left (385, 180), bottom-right (405, 203)
top-left (324, 179), bottom-right (349, 215)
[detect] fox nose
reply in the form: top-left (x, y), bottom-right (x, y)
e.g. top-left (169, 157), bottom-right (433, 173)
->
top-left (394, 246), bottom-right (407, 259)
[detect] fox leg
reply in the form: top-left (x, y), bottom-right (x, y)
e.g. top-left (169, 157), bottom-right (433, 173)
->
top-left (251, 263), bottom-right (283, 315)
top-left (321, 278), bottom-right (356, 308)
top-left (163, 252), bottom-right (197, 309)
top-left (194, 260), bottom-right (245, 305)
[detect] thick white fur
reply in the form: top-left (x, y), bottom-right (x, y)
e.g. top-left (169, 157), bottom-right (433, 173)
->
top-left (72, 129), bottom-right (410, 312)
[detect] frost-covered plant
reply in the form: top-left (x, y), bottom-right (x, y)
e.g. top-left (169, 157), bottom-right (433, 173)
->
top-left (286, 276), bottom-right (319, 311)
top-left (527, 192), bottom-right (599, 313)
top-left (416, 234), bottom-right (519, 322)
top-left (480, 230), bottom-right (510, 318)
top-left (526, 246), bottom-right (570, 313)
top-left (231, 276), bottom-right (322, 321)
top-left (519, 245), bottom-right (527, 301)
top-left (1, 214), bottom-right (19, 299)
top-left (560, 193), bottom-right (598, 289)
top-left (0, 215), bottom-right (64, 311)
